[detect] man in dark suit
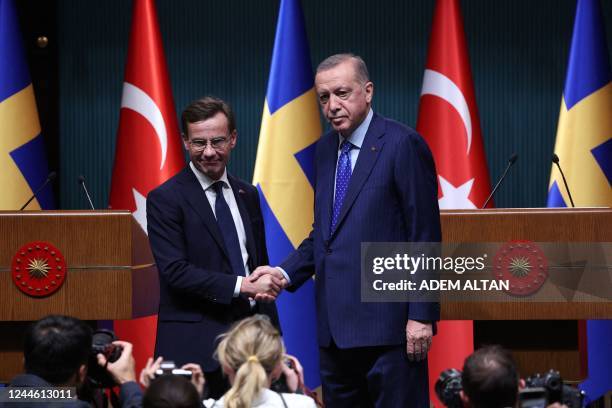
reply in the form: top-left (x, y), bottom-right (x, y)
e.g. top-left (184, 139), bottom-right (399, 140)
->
top-left (253, 54), bottom-right (441, 407)
top-left (146, 96), bottom-right (283, 399)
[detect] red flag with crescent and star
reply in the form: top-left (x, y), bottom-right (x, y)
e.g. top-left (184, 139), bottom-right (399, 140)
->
top-left (109, 0), bottom-right (184, 374)
top-left (416, 0), bottom-right (493, 405)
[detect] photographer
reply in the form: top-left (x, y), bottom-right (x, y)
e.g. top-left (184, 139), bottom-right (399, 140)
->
top-left (204, 315), bottom-right (316, 408)
top-left (438, 345), bottom-right (572, 408)
top-left (459, 346), bottom-right (521, 408)
top-left (142, 375), bottom-right (201, 408)
top-left (4, 315), bottom-right (142, 408)
top-left (139, 357), bottom-right (205, 399)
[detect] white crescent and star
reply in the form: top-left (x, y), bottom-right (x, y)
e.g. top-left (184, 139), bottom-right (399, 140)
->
top-left (120, 82), bottom-right (169, 233)
top-left (421, 69), bottom-right (478, 209)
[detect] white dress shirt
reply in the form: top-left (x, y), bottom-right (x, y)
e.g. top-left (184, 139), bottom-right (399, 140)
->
top-left (190, 162), bottom-right (249, 297)
top-left (333, 108), bottom-right (373, 201)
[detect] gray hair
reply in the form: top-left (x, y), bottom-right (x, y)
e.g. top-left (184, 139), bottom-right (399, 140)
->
top-left (316, 53), bottom-right (370, 84)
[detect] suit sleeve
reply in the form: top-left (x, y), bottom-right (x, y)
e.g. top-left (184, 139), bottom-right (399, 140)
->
top-left (147, 188), bottom-right (237, 305)
top-left (394, 132), bottom-right (441, 322)
top-left (279, 229), bottom-right (316, 291)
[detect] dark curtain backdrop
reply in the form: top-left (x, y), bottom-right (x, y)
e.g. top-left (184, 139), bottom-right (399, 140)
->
top-left (52, 0), bottom-right (612, 210)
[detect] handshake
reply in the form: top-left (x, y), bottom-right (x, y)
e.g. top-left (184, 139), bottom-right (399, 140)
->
top-left (240, 266), bottom-right (288, 303)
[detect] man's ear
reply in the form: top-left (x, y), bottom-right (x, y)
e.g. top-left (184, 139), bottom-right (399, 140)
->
top-left (364, 81), bottom-right (374, 104)
top-left (182, 133), bottom-right (190, 150)
top-left (77, 364), bottom-right (88, 385)
top-left (229, 129), bottom-right (238, 149)
top-left (460, 390), bottom-right (470, 407)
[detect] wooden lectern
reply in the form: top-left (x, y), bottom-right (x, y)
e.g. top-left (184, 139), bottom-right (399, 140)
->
top-left (440, 208), bottom-right (612, 381)
top-left (0, 210), bottom-right (158, 382)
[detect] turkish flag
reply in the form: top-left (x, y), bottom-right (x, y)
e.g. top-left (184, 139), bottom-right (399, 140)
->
top-left (109, 0), bottom-right (184, 374)
top-left (416, 0), bottom-right (493, 405)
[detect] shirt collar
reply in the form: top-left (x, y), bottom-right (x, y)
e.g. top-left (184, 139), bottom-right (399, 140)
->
top-left (189, 161), bottom-right (230, 191)
top-left (338, 108), bottom-right (373, 149)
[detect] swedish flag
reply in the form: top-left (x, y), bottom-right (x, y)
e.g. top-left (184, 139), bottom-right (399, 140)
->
top-left (252, 0), bottom-right (321, 388)
top-left (0, 0), bottom-right (54, 210)
top-left (547, 0), bottom-right (611, 400)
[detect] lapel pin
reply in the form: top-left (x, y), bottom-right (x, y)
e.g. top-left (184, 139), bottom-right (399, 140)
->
top-left (238, 189), bottom-right (246, 194)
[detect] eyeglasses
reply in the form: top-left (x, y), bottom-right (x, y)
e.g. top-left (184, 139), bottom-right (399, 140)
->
top-left (188, 136), bottom-right (230, 152)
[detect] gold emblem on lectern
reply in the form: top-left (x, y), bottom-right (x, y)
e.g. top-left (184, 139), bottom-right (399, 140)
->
top-left (494, 241), bottom-right (548, 296)
top-left (508, 257), bottom-right (531, 278)
top-left (11, 241), bottom-right (67, 297)
top-left (27, 258), bottom-right (51, 278)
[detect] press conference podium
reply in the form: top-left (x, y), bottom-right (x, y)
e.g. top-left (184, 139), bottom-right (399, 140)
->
top-left (0, 210), bottom-right (158, 382)
top-left (440, 208), bottom-right (612, 381)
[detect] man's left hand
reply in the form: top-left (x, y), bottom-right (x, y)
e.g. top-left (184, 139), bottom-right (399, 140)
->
top-left (406, 320), bottom-right (432, 362)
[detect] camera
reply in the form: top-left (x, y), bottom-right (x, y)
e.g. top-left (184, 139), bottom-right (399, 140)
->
top-left (435, 367), bottom-right (585, 408)
top-left (270, 358), bottom-right (297, 394)
top-left (522, 370), bottom-right (584, 408)
top-left (435, 369), bottom-right (463, 408)
top-left (154, 361), bottom-right (193, 379)
top-left (87, 329), bottom-right (123, 388)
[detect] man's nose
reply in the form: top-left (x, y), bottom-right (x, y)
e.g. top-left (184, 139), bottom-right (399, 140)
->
top-left (202, 143), bottom-right (216, 157)
top-left (328, 95), bottom-right (341, 112)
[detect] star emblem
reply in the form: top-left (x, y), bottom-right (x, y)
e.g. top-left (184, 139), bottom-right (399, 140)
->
top-left (438, 176), bottom-right (477, 209)
top-left (27, 258), bottom-right (50, 278)
top-left (132, 188), bottom-right (148, 235)
top-left (509, 257), bottom-right (531, 277)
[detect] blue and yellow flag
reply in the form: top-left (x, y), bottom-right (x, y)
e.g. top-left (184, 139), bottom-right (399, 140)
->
top-left (0, 0), bottom-right (54, 210)
top-left (547, 0), bottom-right (611, 400)
top-left (253, 0), bottom-right (321, 388)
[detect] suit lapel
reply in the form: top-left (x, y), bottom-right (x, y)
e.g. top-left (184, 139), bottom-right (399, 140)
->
top-left (319, 133), bottom-right (338, 241)
top-left (331, 114), bottom-right (386, 238)
top-left (228, 176), bottom-right (258, 268)
top-left (178, 167), bottom-right (230, 261)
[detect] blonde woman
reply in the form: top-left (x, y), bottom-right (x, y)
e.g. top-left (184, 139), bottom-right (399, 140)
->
top-left (204, 315), bottom-right (316, 408)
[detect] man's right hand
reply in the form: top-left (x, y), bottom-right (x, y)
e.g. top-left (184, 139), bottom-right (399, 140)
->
top-left (250, 266), bottom-right (289, 302)
top-left (240, 271), bottom-right (282, 301)
top-left (97, 340), bottom-right (136, 385)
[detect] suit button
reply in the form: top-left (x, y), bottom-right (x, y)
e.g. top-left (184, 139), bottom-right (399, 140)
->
top-left (326, 248), bottom-right (332, 254)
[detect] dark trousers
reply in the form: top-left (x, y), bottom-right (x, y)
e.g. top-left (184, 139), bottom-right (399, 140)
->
top-left (319, 341), bottom-right (429, 408)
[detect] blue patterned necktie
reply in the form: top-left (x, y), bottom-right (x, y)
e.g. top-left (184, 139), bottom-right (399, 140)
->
top-left (331, 140), bottom-right (353, 234)
top-left (212, 182), bottom-right (245, 276)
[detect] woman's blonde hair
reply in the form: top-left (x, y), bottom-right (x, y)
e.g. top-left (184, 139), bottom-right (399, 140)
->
top-left (216, 315), bottom-right (285, 408)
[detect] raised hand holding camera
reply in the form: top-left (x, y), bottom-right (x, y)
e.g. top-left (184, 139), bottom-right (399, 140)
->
top-left (96, 340), bottom-right (136, 385)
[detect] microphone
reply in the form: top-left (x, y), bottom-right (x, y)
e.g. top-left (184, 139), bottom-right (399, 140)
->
top-left (19, 171), bottom-right (57, 210)
top-left (551, 153), bottom-right (575, 207)
top-left (481, 153), bottom-right (518, 209)
top-left (78, 175), bottom-right (96, 210)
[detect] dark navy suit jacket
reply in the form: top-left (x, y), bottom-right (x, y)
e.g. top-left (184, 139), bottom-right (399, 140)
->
top-left (281, 113), bottom-right (441, 348)
top-left (147, 167), bottom-right (279, 371)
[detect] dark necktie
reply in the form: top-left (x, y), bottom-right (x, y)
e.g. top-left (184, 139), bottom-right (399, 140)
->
top-left (212, 182), bottom-right (245, 276)
top-left (331, 140), bottom-right (353, 234)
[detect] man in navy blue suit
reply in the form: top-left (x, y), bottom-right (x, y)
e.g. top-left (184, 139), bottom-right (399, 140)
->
top-left (146, 97), bottom-right (283, 399)
top-left (254, 54), bottom-right (441, 407)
